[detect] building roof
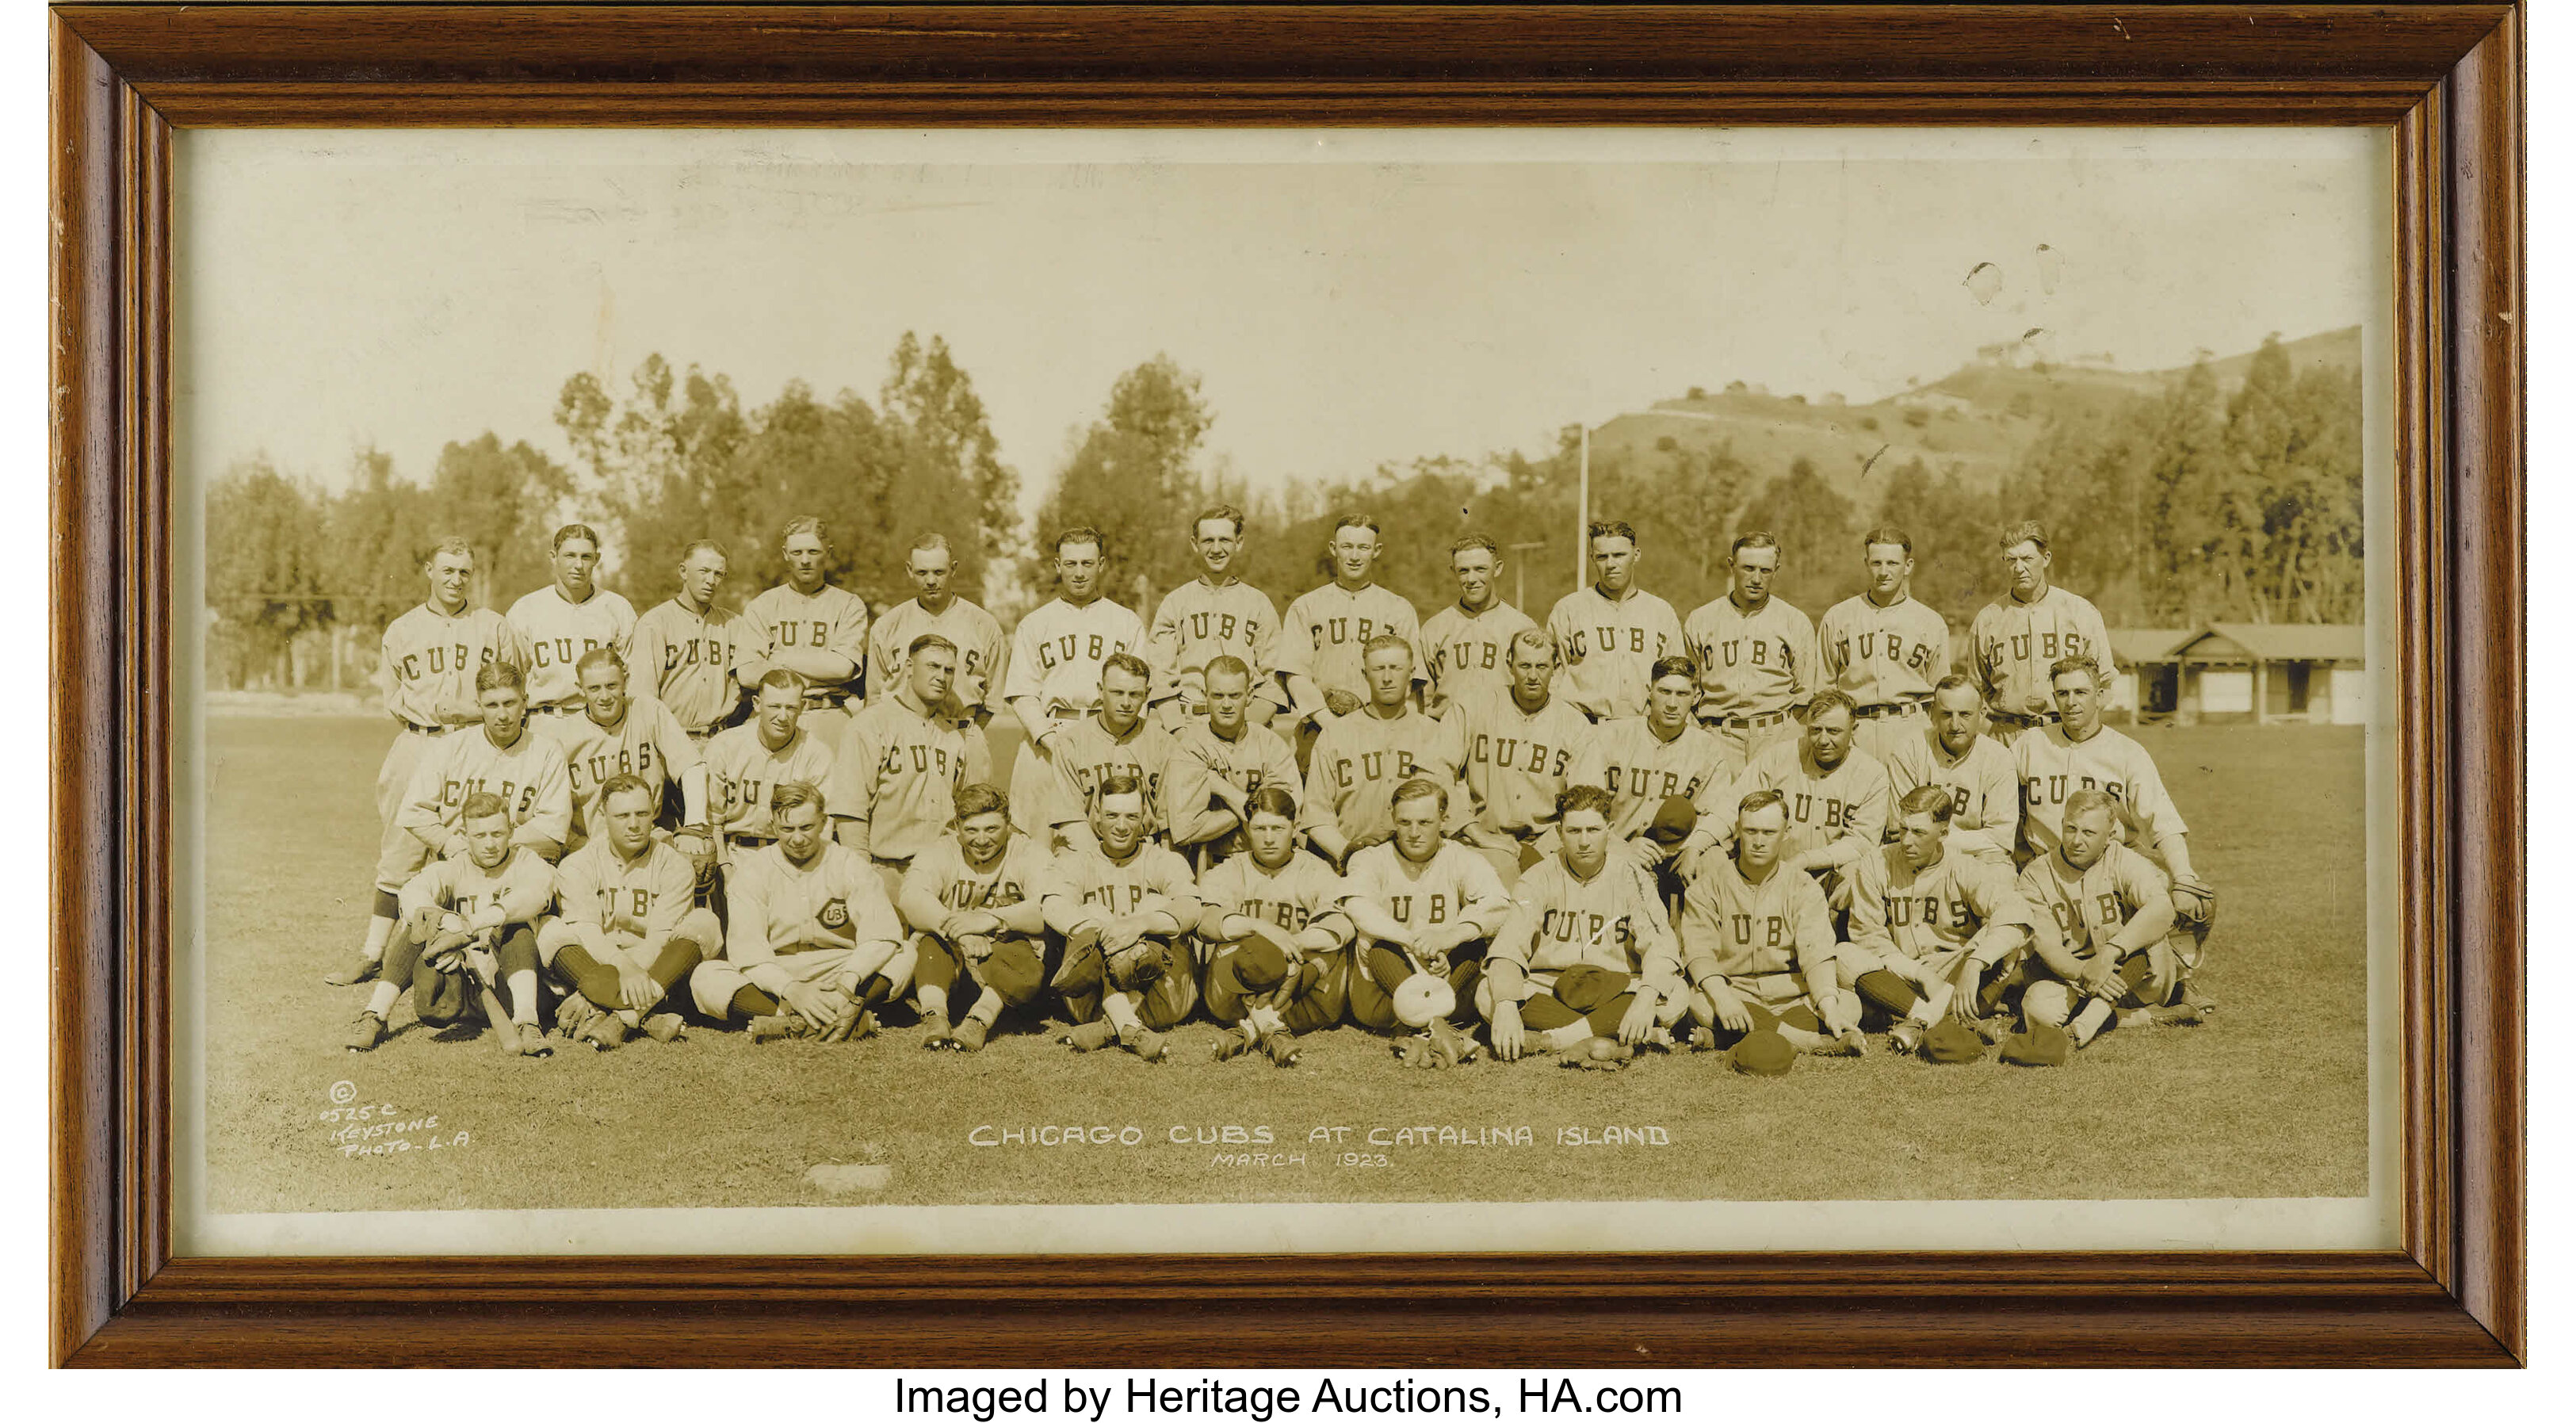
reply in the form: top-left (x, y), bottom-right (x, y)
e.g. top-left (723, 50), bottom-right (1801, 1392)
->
top-left (2105, 628), bottom-right (2198, 667)
top-left (2182, 622), bottom-right (2367, 664)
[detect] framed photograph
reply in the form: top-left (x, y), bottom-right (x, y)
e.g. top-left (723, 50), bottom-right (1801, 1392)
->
top-left (50, 3), bottom-right (2524, 1365)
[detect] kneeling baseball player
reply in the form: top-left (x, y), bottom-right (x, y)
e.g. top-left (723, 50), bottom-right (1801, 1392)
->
top-left (1338, 777), bottom-right (1513, 1066)
top-left (1195, 787), bottom-right (1354, 1067)
top-left (346, 790), bottom-right (556, 1056)
top-left (901, 783), bottom-right (1054, 1052)
top-left (538, 773), bottom-right (723, 1050)
top-left (2012, 788), bottom-right (2203, 1054)
top-left (1844, 785), bottom-right (2050, 1059)
top-left (691, 779), bottom-right (911, 1043)
top-left (1479, 784), bottom-right (1687, 1070)
top-left (1039, 775), bottom-right (1206, 1062)
top-left (1672, 790), bottom-right (1866, 1062)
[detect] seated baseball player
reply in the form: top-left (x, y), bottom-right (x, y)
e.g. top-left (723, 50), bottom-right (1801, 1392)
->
top-left (1195, 787), bottom-right (1355, 1067)
top-left (332, 658), bottom-right (571, 988)
top-left (551, 646), bottom-right (711, 855)
top-left (1046, 652), bottom-right (1179, 856)
top-left (1163, 656), bottom-right (1302, 870)
top-left (1450, 628), bottom-right (1592, 889)
top-left (2013, 656), bottom-right (2219, 1008)
top-left (538, 773), bottom-right (723, 1050)
top-left (1843, 785), bottom-right (2052, 1058)
top-left (345, 791), bottom-right (556, 1057)
top-left (902, 783), bottom-right (1054, 1053)
top-left (1565, 654), bottom-right (1739, 892)
top-left (1479, 784), bottom-right (1687, 1070)
top-left (830, 633), bottom-right (984, 901)
top-left (1734, 689), bottom-right (1892, 914)
top-left (1336, 777), bottom-right (1512, 1067)
top-left (1039, 775), bottom-right (1206, 1062)
top-left (1299, 634), bottom-right (1467, 872)
top-left (2013, 788), bottom-right (2205, 1053)
top-left (1672, 790), bottom-right (1865, 1062)
top-left (690, 779), bottom-right (910, 1043)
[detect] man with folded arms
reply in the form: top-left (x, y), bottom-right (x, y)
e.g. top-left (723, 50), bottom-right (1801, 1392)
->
top-left (691, 779), bottom-right (908, 1044)
top-left (539, 774), bottom-right (722, 1050)
top-left (2012, 788), bottom-right (2203, 1056)
top-left (1844, 784), bottom-right (2050, 1058)
top-left (1480, 784), bottom-right (1685, 1070)
top-left (903, 784), bottom-right (1054, 1052)
top-left (1196, 787), bottom-right (1354, 1067)
top-left (1672, 790), bottom-right (1862, 1062)
top-left (1040, 775), bottom-right (1205, 1062)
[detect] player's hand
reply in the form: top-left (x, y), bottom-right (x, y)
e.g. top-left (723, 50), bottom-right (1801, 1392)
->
top-left (1825, 874), bottom-right (1854, 913)
top-left (2168, 874), bottom-right (2216, 927)
top-left (815, 993), bottom-right (866, 1042)
top-left (1616, 993), bottom-right (1661, 1046)
top-left (616, 964), bottom-right (661, 1012)
top-left (671, 828), bottom-right (712, 862)
top-left (1707, 983), bottom-right (1753, 1035)
top-left (777, 980), bottom-right (839, 1031)
top-left (463, 945), bottom-right (500, 983)
top-left (1101, 917), bottom-right (1144, 953)
top-left (1323, 689), bottom-right (1362, 717)
top-left (1946, 966), bottom-right (1982, 1022)
top-left (1489, 1002), bottom-right (1526, 1062)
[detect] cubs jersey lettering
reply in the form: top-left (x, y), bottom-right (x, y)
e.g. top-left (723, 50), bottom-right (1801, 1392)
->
top-left (1196, 851), bottom-right (1353, 942)
top-left (1339, 841), bottom-right (1512, 939)
top-left (1164, 721), bottom-right (1302, 847)
top-left (899, 835), bottom-right (1055, 935)
top-left (1001, 595), bottom-right (1146, 739)
top-left (1737, 742), bottom-right (1893, 866)
top-left (505, 584), bottom-right (638, 708)
top-left (1298, 707), bottom-right (1468, 843)
top-left (1491, 853), bottom-right (1683, 991)
top-left (1454, 694), bottom-right (1593, 837)
top-left (1148, 577), bottom-right (1282, 710)
top-left (1277, 581), bottom-right (1421, 716)
top-left (552, 836), bottom-right (696, 942)
top-left (1567, 716), bottom-right (1741, 842)
top-left (703, 724), bottom-right (835, 841)
top-left (743, 582), bottom-right (870, 703)
top-left (627, 598), bottom-right (751, 732)
top-left (1546, 586), bottom-right (1685, 721)
top-left (1970, 585), bottom-right (2116, 720)
top-left (396, 725), bottom-right (574, 851)
top-left (2011, 723), bottom-right (2189, 863)
top-left (828, 697), bottom-right (982, 862)
top-left (1817, 593), bottom-right (1951, 707)
top-left (1676, 855), bottom-right (1836, 981)
top-left (1038, 843), bottom-right (1204, 932)
top-left (1420, 601), bottom-right (1539, 712)
top-left (395, 846), bottom-right (555, 930)
top-left (1880, 729), bottom-right (2020, 862)
top-left (1848, 840), bottom-right (2046, 968)
top-left (378, 604), bottom-right (529, 728)
top-left (1045, 713), bottom-right (1178, 832)
top-left (866, 595), bottom-right (1006, 715)
top-left (548, 694), bottom-right (702, 840)
top-left (724, 840), bottom-right (904, 968)
top-left (1684, 595), bottom-right (1818, 719)
top-left (2016, 843), bottom-right (2174, 960)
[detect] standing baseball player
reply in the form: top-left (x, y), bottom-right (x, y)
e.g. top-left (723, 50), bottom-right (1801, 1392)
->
top-left (1450, 628), bottom-right (1592, 887)
top-left (1196, 787), bottom-right (1355, 1066)
top-left (343, 790), bottom-right (556, 1058)
top-left (1684, 532), bottom-right (1819, 762)
top-left (704, 670), bottom-right (838, 855)
top-left (1278, 514), bottom-right (1421, 766)
top-left (1733, 690), bottom-right (1892, 913)
top-left (1298, 634), bottom-right (1467, 871)
top-left (1546, 521), bottom-right (1685, 722)
top-left (1040, 775), bottom-right (1206, 1062)
top-left (1337, 778), bottom-right (1512, 1065)
top-left (549, 647), bottom-right (708, 852)
top-left (1001, 526), bottom-right (1145, 836)
top-left (1880, 674), bottom-right (2020, 863)
top-left (865, 532), bottom-right (1007, 779)
top-left (334, 535), bottom-right (529, 985)
top-left (1566, 654), bottom-right (1741, 890)
top-left (1844, 785), bottom-right (2050, 1056)
top-left (743, 515), bottom-right (871, 751)
top-left (689, 780), bottom-right (910, 1044)
top-left (1419, 534), bottom-right (1540, 720)
top-left (1164, 656), bottom-right (1302, 867)
top-left (1044, 652), bottom-right (1178, 855)
top-left (1970, 520), bottom-right (2117, 740)
top-left (830, 634), bottom-right (984, 899)
top-left (1817, 526), bottom-right (1951, 763)
top-left (1480, 784), bottom-right (1687, 1070)
top-left (538, 774), bottom-right (724, 1050)
top-left (904, 784), bottom-right (1055, 1052)
top-left (506, 522), bottom-right (637, 722)
top-left (1147, 505), bottom-right (1285, 730)
top-left (628, 539), bottom-right (757, 742)
top-left (1672, 790), bottom-right (1864, 1061)
top-left (2013, 788), bottom-right (2201, 1055)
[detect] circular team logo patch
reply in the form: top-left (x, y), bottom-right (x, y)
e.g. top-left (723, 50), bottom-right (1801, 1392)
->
top-left (818, 897), bottom-right (850, 930)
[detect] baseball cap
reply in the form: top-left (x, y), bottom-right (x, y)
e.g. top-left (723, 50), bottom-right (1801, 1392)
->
top-left (1998, 1022), bottom-right (2072, 1067)
top-left (1921, 1018), bottom-right (1986, 1065)
top-left (1729, 1028), bottom-right (1796, 1076)
top-left (1213, 935), bottom-right (1290, 999)
top-left (419, 966), bottom-right (472, 1026)
top-left (980, 937), bottom-right (1045, 1005)
top-left (1644, 796), bottom-right (1699, 846)
top-left (1393, 974), bottom-right (1457, 1028)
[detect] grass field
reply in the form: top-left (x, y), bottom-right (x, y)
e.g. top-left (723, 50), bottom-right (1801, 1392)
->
top-left (201, 715), bottom-right (2369, 1215)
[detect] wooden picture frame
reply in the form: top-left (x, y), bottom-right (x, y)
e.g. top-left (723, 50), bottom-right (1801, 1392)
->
top-left (49, 2), bottom-right (2524, 1366)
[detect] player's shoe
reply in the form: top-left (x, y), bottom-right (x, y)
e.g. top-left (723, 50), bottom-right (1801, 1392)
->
top-left (1888, 1019), bottom-right (1928, 1056)
top-left (640, 1012), bottom-right (687, 1044)
top-left (323, 954), bottom-right (381, 988)
top-left (2142, 1000), bottom-right (2208, 1027)
top-left (1211, 1026), bottom-right (1259, 1062)
top-left (575, 1007), bottom-right (629, 1052)
top-left (1557, 1036), bottom-right (1634, 1072)
top-left (1972, 1015), bottom-right (2016, 1046)
top-left (747, 1013), bottom-right (813, 1043)
top-left (1813, 1027), bottom-right (1868, 1058)
top-left (1118, 1026), bottom-right (1171, 1063)
top-left (1058, 1019), bottom-right (1117, 1053)
top-left (1260, 1030), bottom-right (1301, 1068)
top-left (514, 1022), bottom-right (553, 1058)
top-left (1425, 1018), bottom-right (1478, 1069)
top-left (950, 1016), bottom-right (992, 1054)
top-left (919, 1015), bottom-right (957, 1051)
top-left (343, 1011), bottom-right (387, 1053)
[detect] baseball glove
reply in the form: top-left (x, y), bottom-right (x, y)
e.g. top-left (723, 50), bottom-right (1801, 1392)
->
top-left (2168, 873), bottom-right (2219, 933)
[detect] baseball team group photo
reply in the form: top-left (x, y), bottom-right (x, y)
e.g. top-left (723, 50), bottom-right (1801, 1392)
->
top-left (185, 129), bottom-right (2382, 1228)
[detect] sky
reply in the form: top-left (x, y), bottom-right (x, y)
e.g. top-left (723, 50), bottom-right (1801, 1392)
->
top-left (175, 128), bottom-right (2383, 507)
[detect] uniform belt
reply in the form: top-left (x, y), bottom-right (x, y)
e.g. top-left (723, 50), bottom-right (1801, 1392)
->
top-left (726, 831), bottom-right (778, 847)
top-left (403, 720), bottom-right (468, 736)
top-left (531, 701), bottom-right (585, 716)
top-left (1988, 709), bottom-right (2061, 727)
top-left (801, 690), bottom-right (853, 709)
top-left (1700, 707), bottom-right (1795, 729)
top-left (1853, 700), bottom-right (1928, 720)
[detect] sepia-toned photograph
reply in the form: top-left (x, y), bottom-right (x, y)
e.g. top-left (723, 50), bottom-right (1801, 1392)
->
top-left (174, 127), bottom-right (2392, 1253)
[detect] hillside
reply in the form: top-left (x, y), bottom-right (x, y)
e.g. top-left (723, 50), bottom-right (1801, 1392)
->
top-left (1585, 325), bottom-right (2362, 507)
